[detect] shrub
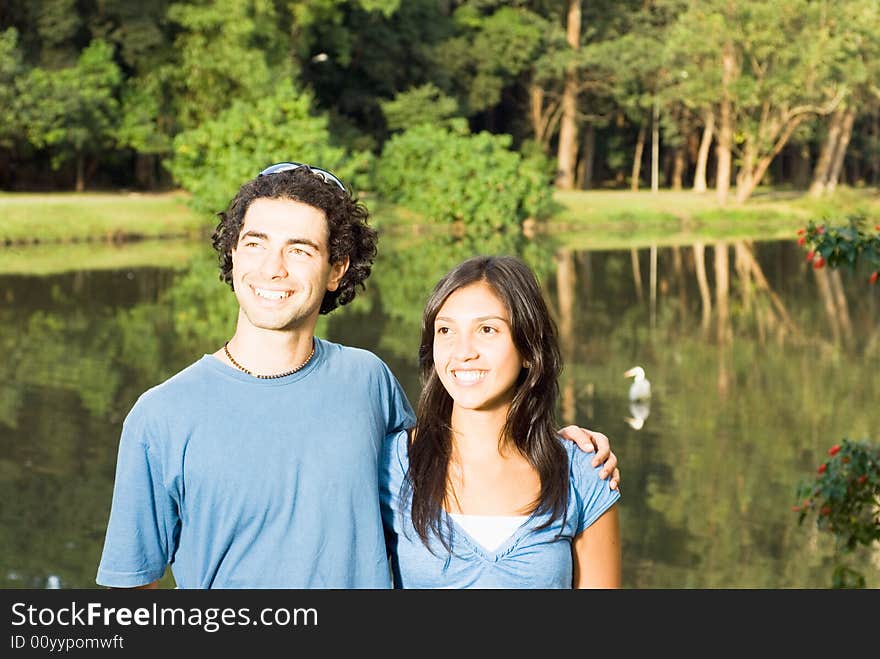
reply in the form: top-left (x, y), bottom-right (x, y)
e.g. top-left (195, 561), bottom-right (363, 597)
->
top-left (373, 119), bottom-right (554, 237)
top-left (166, 80), bottom-right (371, 215)
top-left (794, 438), bottom-right (880, 587)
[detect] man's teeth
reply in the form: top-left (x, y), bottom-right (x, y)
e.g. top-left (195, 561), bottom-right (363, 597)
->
top-left (254, 288), bottom-right (291, 300)
top-left (453, 370), bottom-right (485, 383)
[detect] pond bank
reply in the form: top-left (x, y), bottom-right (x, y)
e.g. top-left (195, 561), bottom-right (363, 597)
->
top-left (2, 187), bottom-right (877, 251)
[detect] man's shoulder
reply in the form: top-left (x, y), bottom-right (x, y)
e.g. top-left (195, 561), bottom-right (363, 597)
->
top-left (131, 355), bottom-right (215, 409)
top-left (317, 337), bottom-right (389, 370)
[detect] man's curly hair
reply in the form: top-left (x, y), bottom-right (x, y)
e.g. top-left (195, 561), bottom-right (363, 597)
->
top-left (211, 166), bottom-right (378, 315)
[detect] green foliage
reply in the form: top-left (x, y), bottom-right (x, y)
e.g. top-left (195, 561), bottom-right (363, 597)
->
top-left (433, 5), bottom-right (548, 114)
top-left (796, 215), bottom-right (880, 281)
top-left (380, 84), bottom-right (459, 133)
top-left (116, 74), bottom-right (174, 155)
top-left (166, 80), bottom-right (371, 215)
top-left (16, 39), bottom-right (122, 172)
top-left (373, 120), bottom-right (555, 237)
top-left (162, 250), bottom-right (238, 353)
top-left (166, 0), bottom-right (290, 128)
top-left (0, 28), bottom-right (23, 147)
top-left (794, 439), bottom-right (880, 587)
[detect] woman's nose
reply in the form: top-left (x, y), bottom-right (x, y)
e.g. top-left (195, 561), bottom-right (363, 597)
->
top-left (453, 332), bottom-right (478, 360)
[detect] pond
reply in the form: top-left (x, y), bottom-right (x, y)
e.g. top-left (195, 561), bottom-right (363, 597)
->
top-left (1, 230), bottom-right (878, 588)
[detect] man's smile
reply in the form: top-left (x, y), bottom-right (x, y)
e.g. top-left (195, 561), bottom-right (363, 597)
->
top-left (252, 285), bottom-right (293, 301)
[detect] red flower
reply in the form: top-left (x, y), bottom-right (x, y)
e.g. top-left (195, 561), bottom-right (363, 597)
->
top-left (792, 505), bottom-right (800, 512)
top-left (797, 228), bottom-right (806, 236)
top-left (820, 506), bottom-right (832, 516)
top-left (841, 456), bottom-right (850, 464)
top-left (797, 236), bottom-right (806, 246)
top-left (828, 444), bottom-right (841, 456)
top-left (813, 256), bottom-right (825, 269)
top-left (871, 271), bottom-right (879, 285)
top-left (857, 475), bottom-right (868, 485)
top-left (805, 250), bottom-right (815, 262)
top-left (817, 225), bottom-right (825, 234)
top-left (818, 463), bottom-right (827, 474)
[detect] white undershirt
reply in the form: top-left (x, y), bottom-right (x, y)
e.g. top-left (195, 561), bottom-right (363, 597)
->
top-left (449, 513), bottom-right (529, 552)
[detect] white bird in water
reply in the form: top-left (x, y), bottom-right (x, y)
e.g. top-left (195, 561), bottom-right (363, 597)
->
top-left (624, 366), bottom-right (651, 402)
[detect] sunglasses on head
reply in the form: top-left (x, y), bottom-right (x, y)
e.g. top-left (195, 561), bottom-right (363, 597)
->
top-left (258, 161), bottom-right (346, 191)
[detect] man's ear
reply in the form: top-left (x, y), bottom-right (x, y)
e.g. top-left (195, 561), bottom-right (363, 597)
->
top-left (327, 256), bottom-right (351, 292)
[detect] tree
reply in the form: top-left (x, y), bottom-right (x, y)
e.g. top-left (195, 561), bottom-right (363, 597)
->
top-left (164, 0), bottom-right (290, 129)
top-left (17, 39), bottom-right (122, 191)
top-left (166, 80), bottom-right (367, 214)
top-left (808, 0), bottom-right (880, 196)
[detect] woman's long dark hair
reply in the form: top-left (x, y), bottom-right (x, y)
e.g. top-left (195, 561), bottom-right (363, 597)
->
top-left (404, 255), bottom-right (569, 551)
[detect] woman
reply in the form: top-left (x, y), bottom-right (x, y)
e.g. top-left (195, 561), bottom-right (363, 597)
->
top-left (380, 255), bottom-right (621, 588)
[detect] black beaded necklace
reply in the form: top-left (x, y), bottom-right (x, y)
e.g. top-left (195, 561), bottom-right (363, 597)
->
top-left (223, 341), bottom-right (315, 379)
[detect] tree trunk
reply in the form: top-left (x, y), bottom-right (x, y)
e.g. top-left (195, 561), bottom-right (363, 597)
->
top-left (792, 143), bottom-right (811, 189)
top-left (809, 108), bottom-right (844, 197)
top-left (631, 124), bottom-right (646, 191)
top-left (651, 96), bottom-right (660, 193)
top-left (555, 0), bottom-right (582, 190)
top-left (694, 110), bottom-right (714, 192)
top-left (75, 152), bottom-right (85, 192)
top-left (735, 117), bottom-right (807, 203)
top-left (716, 43), bottom-right (735, 204)
top-left (576, 123), bottom-right (595, 189)
top-left (826, 108), bottom-right (855, 193)
top-left (671, 147), bottom-right (685, 190)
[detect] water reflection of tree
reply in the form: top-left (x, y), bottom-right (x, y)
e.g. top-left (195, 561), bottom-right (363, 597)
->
top-left (3, 235), bottom-right (876, 587)
top-left (543, 239), bottom-right (880, 587)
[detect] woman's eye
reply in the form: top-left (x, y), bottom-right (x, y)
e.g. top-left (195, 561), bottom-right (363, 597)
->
top-left (436, 327), bottom-right (449, 335)
top-left (480, 326), bottom-right (497, 334)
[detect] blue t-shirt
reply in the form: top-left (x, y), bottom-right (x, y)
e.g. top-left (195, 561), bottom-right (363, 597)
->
top-left (96, 338), bottom-right (415, 589)
top-left (380, 430), bottom-right (620, 588)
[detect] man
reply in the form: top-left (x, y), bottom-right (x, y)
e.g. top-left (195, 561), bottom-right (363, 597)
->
top-left (96, 162), bottom-right (619, 589)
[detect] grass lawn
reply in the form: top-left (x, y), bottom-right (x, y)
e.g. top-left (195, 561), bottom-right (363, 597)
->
top-left (1, 186), bottom-right (877, 262)
top-left (549, 186), bottom-right (880, 250)
top-left (0, 191), bottom-right (210, 244)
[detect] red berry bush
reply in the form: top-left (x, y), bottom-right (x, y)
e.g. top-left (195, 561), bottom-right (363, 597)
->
top-left (795, 439), bottom-right (880, 587)
top-left (795, 215), bottom-right (880, 284)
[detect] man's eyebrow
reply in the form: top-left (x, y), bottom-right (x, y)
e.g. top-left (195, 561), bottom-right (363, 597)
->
top-left (239, 231), bottom-right (321, 250)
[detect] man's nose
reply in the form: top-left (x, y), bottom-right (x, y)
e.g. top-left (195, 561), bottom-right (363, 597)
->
top-left (260, 249), bottom-right (288, 279)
